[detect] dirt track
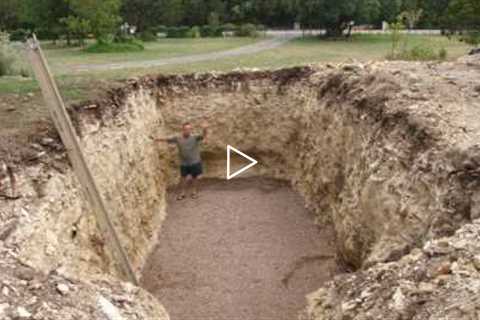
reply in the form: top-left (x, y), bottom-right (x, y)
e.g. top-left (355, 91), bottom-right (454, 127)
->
top-left (141, 178), bottom-right (336, 320)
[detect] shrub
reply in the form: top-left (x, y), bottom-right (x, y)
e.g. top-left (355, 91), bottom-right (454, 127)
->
top-left (165, 26), bottom-right (212, 38)
top-left (0, 50), bottom-right (14, 76)
top-left (157, 25), bottom-right (168, 33)
top-left (207, 12), bottom-right (220, 27)
top-left (388, 20), bottom-right (407, 57)
top-left (0, 31), bottom-right (30, 77)
top-left (222, 23), bottom-right (237, 32)
top-left (200, 25), bottom-right (223, 37)
top-left (9, 29), bottom-right (29, 42)
top-left (60, 16), bottom-right (91, 46)
top-left (188, 26), bottom-right (201, 38)
top-left (139, 29), bottom-right (157, 42)
top-left (114, 32), bottom-right (135, 43)
top-left (166, 26), bottom-right (191, 38)
top-left (462, 31), bottom-right (480, 47)
top-left (165, 27), bottom-right (176, 38)
top-left (387, 45), bottom-right (447, 61)
top-left (36, 28), bottom-right (61, 41)
top-left (85, 39), bottom-right (144, 53)
top-left (256, 24), bottom-right (266, 32)
top-left (408, 45), bottom-right (437, 60)
top-left (439, 47), bottom-right (448, 60)
top-left (152, 25), bottom-right (167, 35)
top-left (234, 23), bottom-right (258, 37)
top-left (256, 24), bottom-right (267, 37)
top-left (176, 26), bottom-right (191, 37)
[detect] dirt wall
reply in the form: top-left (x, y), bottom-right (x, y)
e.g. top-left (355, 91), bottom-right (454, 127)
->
top-left (144, 63), bottom-right (479, 269)
top-left (4, 88), bottom-right (169, 279)
top-left (16, 61), bottom-right (476, 275)
top-left (78, 89), bottom-right (169, 274)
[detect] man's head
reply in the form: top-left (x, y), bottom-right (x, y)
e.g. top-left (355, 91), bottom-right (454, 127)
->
top-left (182, 122), bottom-right (193, 138)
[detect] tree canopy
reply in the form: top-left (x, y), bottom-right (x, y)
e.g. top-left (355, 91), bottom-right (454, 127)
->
top-left (0, 0), bottom-right (478, 41)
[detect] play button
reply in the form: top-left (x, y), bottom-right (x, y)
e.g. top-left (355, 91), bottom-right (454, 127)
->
top-left (227, 145), bottom-right (258, 180)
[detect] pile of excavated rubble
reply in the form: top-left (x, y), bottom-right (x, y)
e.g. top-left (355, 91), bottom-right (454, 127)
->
top-left (0, 243), bottom-right (168, 319)
top-left (306, 219), bottom-right (480, 320)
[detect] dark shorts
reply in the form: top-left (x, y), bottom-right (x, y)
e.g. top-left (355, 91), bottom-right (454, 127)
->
top-left (180, 162), bottom-right (203, 178)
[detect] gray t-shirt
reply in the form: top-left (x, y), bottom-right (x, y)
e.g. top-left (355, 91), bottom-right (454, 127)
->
top-left (168, 135), bottom-right (203, 166)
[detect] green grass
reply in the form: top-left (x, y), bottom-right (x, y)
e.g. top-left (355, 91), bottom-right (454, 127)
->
top-left (43, 37), bottom-right (260, 74)
top-left (84, 40), bottom-right (145, 53)
top-left (112, 34), bottom-right (469, 75)
top-left (0, 77), bottom-right (38, 94)
top-left (0, 34), bottom-right (472, 97)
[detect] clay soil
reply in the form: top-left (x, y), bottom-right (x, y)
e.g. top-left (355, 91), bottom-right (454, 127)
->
top-left (141, 178), bottom-right (337, 320)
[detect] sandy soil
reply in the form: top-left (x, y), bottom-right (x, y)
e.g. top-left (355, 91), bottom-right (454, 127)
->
top-left (141, 178), bottom-right (336, 320)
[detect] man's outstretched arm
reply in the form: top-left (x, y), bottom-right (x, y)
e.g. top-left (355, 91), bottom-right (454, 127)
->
top-left (150, 136), bottom-right (177, 144)
top-left (201, 122), bottom-right (209, 142)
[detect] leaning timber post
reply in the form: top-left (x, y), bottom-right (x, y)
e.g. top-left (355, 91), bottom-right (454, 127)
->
top-left (25, 35), bottom-right (138, 285)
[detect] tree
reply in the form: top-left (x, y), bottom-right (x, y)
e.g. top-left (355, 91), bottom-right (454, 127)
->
top-left (10, 0), bottom-right (458, 40)
top-left (298, 0), bottom-right (328, 30)
top-left (157, 0), bottom-right (185, 26)
top-left (418, 0), bottom-right (450, 28)
top-left (388, 17), bottom-right (406, 57)
top-left (67, 0), bottom-right (122, 42)
top-left (446, 0), bottom-right (480, 30)
top-left (355, 0), bottom-right (381, 25)
top-left (398, 8), bottom-right (423, 29)
top-left (378, 0), bottom-right (402, 25)
top-left (20, 0), bottom-right (71, 40)
top-left (297, 0), bottom-right (373, 37)
top-left (120, 0), bottom-right (154, 33)
top-left (229, 1), bottom-right (256, 24)
top-left (60, 15), bottom-right (91, 45)
top-left (0, 0), bottom-right (21, 30)
top-left (182, 0), bottom-right (206, 25)
top-left (446, 0), bottom-right (480, 46)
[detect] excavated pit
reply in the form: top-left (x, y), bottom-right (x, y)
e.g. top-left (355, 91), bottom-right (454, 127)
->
top-left (141, 178), bottom-right (337, 320)
top-left (3, 61), bottom-right (480, 319)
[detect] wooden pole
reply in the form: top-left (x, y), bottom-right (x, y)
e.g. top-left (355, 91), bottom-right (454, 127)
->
top-left (25, 35), bottom-right (138, 285)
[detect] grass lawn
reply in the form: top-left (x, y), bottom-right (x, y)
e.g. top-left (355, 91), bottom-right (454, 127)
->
top-left (43, 37), bottom-right (261, 75)
top-left (0, 34), bottom-right (472, 98)
top-left (149, 34), bottom-right (471, 74)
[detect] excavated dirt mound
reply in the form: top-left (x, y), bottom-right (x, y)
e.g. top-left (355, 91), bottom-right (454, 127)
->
top-left (141, 178), bottom-right (337, 320)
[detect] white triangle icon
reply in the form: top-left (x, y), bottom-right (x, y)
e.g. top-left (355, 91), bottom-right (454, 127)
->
top-left (227, 145), bottom-right (258, 180)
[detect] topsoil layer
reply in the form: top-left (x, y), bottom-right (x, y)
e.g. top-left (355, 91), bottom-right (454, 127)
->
top-left (141, 178), bottom-right (337, 320)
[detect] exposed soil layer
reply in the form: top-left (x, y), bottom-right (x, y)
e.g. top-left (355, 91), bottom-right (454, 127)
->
top-left (141, 178), bottom-right (337, 320)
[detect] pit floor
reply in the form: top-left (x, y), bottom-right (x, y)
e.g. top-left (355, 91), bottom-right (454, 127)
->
top-left (141, 178), bottom-right (337, 320)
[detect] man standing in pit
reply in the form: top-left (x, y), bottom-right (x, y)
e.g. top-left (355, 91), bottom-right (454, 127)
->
top-left (154, 122), bottom-right (208, 200)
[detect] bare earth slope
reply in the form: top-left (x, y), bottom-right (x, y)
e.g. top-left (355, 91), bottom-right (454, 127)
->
top-left (0, 247), bottom-right (169, 319)
top-left (306, 218), bottom-right (480, 320)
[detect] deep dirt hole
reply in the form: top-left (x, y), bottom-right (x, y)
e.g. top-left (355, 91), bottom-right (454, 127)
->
top-left (141, 178), bottom-right (337, 320)
top-left (4, 63), bottom-right (479, 319)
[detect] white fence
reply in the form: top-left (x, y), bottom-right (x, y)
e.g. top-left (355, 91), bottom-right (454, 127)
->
top-left (266, 29), bottom-right (442, 37)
